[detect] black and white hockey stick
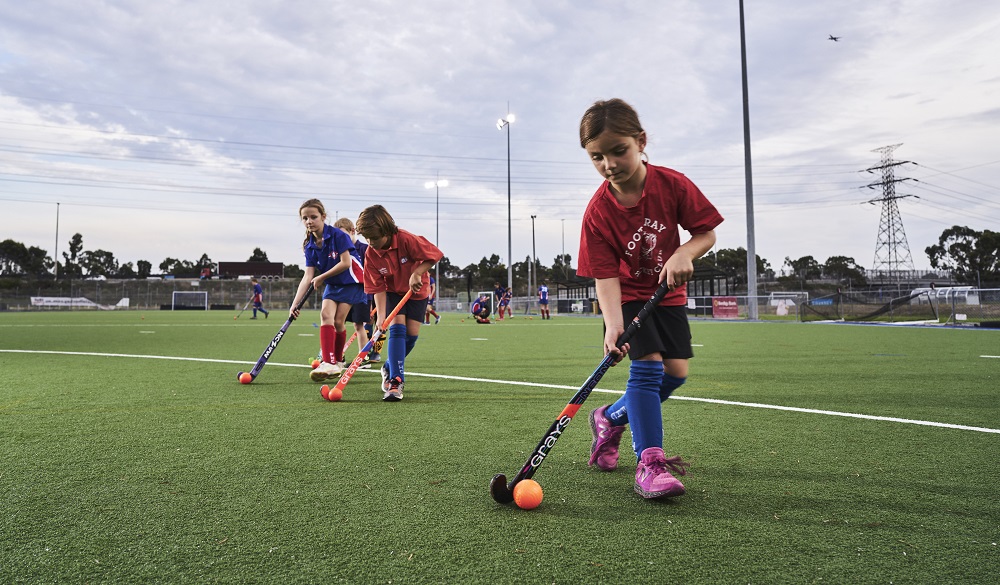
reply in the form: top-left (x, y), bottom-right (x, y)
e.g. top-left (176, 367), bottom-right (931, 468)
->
top-left (237, 286), bottom-right (314, 383)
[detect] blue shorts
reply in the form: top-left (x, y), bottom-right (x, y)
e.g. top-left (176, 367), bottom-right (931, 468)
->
top-left (324, 283), bottom-right (367, 305)
top-left (539, 299), bottom-right (548, 305)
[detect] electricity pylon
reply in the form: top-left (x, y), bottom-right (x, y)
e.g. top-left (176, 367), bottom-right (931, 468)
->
top-left (864, 144), bottom-right (916, 289)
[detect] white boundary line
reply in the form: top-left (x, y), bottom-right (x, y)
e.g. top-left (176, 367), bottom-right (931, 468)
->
top-left (3, 349), bottom-right (998, 435)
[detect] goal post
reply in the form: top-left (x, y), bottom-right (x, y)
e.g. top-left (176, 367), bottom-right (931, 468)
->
top-left (475, 291), bottom-right (496, 316)
top-left (171, 291), bottom-right (209, 310)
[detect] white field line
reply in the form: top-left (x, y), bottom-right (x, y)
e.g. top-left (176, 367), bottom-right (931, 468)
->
top-left (982, 355), bottom-right (1000, 359)
top-left (3, 348), bottom-right (999, 435)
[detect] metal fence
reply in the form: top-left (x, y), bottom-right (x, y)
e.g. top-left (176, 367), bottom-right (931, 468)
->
top-left (3, 280), bottom-right (998, 327)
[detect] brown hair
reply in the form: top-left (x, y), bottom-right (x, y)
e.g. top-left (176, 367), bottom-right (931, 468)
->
top-left (299, 198), bottom-right (327, 250)
top-left (355, 205), bottom-right (398, 241)
top-left (333, 217), bottom-right (355, 232)
top-left (579, 98), bottom-right (645, 148)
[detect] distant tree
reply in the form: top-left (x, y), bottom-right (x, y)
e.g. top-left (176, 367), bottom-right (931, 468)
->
top-left (118, 262), bottom-right (136, 279)
top-left (248, 248), bottom-right (269, 262)
top-left (61, 233), bottom-right (84, 278)
top-left (551, 253), bottom-right (577, 282)
top-left (284, 264), bottom-right (305, 279)
top-left (80, 249), bottom-right (119, 278)
top-left (0, 240), bottom-right (52, 277)
top-left (823, 256), bottom-right (867, 287)
top-left (436, 256), bottom-right (462, 280)
top-left (136, 260), bottom-right (152, 279)
top-left (925, 226), bottom-right (1000, 286)
top-left (196, 253), bottom-right (216, 273)
top-left (701, 247), bottom-right (771, 284)
top-left (159, 257), bottom-right (197, 277)
top-left (783, 256), bottom-right (822, 287)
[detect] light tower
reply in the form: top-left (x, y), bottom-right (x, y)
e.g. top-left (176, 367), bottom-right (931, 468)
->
top-left (864, 143), bottom-right (916, 290)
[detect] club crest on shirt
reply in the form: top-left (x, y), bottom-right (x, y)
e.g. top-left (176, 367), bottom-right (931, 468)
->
top-left (400, 257), bottom-right (409, 264)
top-left (626, 217), bottom-right (667, 278)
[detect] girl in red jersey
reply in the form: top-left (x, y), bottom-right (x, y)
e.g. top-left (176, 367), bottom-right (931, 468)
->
top-left (576, 99), bottom-right (724, 499)
top-left (355, 205), bottom-right (443, 402)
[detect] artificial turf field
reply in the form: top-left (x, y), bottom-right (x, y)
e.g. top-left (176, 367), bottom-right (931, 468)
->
top-left (1, 310), bottom-right (998, 584)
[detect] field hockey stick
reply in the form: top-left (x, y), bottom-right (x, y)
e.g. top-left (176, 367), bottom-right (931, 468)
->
top-left (332, 289), bottom-right (413, 393)
top-left (236, 286), bottom-right (314, 383)
top-left (345, 306), bottom-right (378, 353)
top-left (489, 279), bottom-right (672, 503)
top-left (234, 295), bottom-right (253, 319)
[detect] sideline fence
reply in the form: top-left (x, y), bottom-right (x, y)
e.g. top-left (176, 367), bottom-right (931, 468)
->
top-left (3, 281), bottom-right (997, 326)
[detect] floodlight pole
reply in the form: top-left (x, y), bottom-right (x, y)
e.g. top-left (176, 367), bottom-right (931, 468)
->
top-left (739, 0), bottom-right (759, 319)
top-left (54, 202), bottom-right (60, 279)
top-left (497, 106), bottom-right (514, 293)
top-left (531, 215), bottom-right (537, 298)
top-left (425, 176), bottom-right (449, 300)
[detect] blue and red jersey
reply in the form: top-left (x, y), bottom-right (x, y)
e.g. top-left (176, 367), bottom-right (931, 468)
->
top-left (304, 224), bottom-right (364, 285)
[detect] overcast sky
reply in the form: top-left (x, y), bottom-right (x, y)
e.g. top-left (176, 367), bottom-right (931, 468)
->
top-left (1, 0), bottom-right (998, 277)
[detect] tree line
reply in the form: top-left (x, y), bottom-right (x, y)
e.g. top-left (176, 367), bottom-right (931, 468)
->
top-left (2, 226), bottom-right (997, 291)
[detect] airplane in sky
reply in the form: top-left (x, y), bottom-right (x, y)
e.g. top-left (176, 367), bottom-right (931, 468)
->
top-left (829, 35), bottom-right (841, 41)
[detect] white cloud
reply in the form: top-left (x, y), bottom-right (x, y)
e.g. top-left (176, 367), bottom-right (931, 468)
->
top-left (1, 0), bottom-right (998, 277)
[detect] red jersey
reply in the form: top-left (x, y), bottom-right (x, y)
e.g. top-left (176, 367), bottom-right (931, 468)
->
top-left (577, 163), bottom-right (723, 306)
top-left (363, 228), bottom-right (443, 300)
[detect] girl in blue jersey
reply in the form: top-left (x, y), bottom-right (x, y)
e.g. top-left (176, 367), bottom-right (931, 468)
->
top-left (289, 199), bottom-right (367, 382)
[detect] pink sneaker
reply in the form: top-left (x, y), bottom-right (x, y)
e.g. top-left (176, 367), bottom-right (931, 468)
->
top-left (634, 447), bottom-right (689, 499)
top-left (588, 405), bottom-right (625, 471)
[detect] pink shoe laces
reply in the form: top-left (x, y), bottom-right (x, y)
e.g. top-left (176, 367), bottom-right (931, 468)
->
top-left (646, 455), bottom-right (691, 477)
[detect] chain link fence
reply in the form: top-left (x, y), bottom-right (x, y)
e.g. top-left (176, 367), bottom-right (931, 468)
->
top-left (3, 281), bottom-right (998, 328)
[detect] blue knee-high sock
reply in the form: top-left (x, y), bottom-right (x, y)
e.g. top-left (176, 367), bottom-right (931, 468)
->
top-left (607, 363), bottom-right (671, 426)
top-left (252, 308), bottom-right (257, 317)
top-left (660, 374), bottom-right (686, 401)
top-left (388, 324), bottom-right (407, 380)
top-left (623, 360), bottom-right (665, 457)
top-left (405, 334), bottom-right (418, 356)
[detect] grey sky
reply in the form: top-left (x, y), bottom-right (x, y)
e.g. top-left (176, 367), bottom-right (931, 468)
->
top-left (1, 0), bottom-right (998, 276)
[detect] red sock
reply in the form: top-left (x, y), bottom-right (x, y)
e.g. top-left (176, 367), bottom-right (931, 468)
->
top-left (334, 329), bottom-right (347, 363)
top-left (320, 325), bottom-right (336, 364)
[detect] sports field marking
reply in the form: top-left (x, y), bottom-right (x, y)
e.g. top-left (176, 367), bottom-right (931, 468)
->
top-left (3, 349), bottom-right (998, 435)
top-left (983, 355), bottom-right (1000, 359)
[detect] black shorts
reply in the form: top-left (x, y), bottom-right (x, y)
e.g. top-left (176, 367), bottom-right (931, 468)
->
top-left (350, 302), bottom-right (371, 324)
top-left (620, 303), bottom-right (693, 360)
top-left (386, 292), bottom-right (429, 323)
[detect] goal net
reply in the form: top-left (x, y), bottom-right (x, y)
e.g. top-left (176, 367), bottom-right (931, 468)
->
top-left (801, 291), bottom-right (939, 323)
top-left (475, 291), bottom-right (495, 316)
top-left (172, 291), bottom-right (209, 310)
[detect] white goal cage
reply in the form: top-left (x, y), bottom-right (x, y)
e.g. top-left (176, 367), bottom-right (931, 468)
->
top-left (171, 291), bottom-right (209, 310)
top-left (475, 291), bottom-right (496, 316)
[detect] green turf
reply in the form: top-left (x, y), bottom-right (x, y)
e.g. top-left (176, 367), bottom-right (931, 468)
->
top-left (2, 311), bottom-right (998, 583)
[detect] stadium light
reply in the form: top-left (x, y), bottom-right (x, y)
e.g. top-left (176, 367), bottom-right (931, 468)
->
top-left (425, 177), bottom-right (449, 299)
top-left (531, 215), bottom-right (537, 298)
top-left (497, 109), bottom-right (515, 292)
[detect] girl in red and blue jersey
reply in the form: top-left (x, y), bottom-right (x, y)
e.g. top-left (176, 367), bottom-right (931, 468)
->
top-left (289, 198), bottom-right (367, 382)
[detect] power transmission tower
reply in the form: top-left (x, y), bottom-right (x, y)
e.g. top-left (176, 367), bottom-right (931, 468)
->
top-left (864, 144), bottom-right (917, 291)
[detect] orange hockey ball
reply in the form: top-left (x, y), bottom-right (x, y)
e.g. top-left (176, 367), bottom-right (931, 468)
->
top-left (311, 359), bottom-right (321, 369)
top-left (327, 387), bottom-right (342, 401)
top-left (239, 372), bottom-right (252, 384)
top-left (513, 479), bottom-right (543, 510)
